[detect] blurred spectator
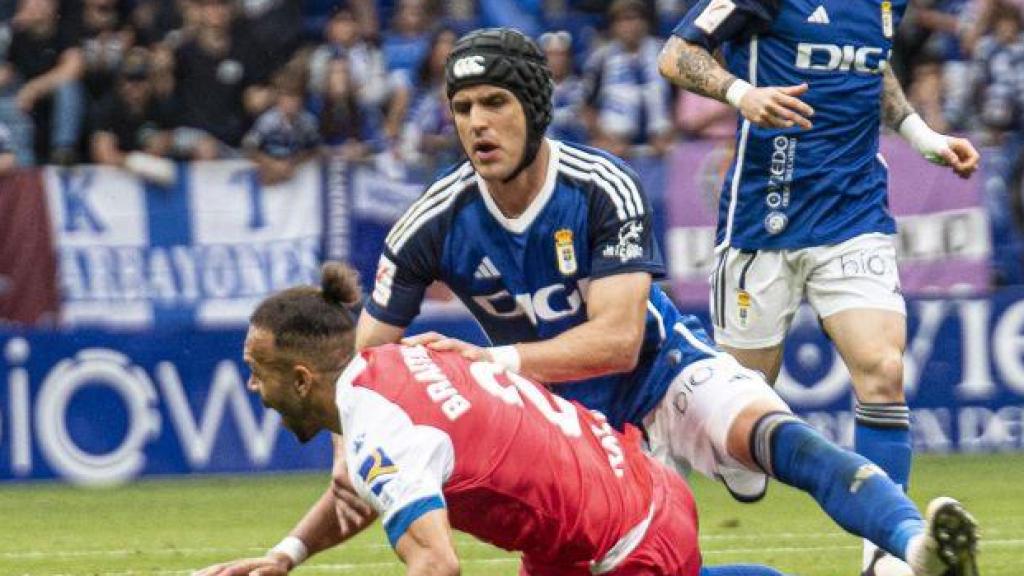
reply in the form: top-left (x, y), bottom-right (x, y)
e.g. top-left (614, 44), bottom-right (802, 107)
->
top-left (912, 0), bottom-right (972, 129)
top-left (907, 59), bottom-right (950, 134)
top-left (396, 27), bottom-right (459, 171)
top-left (90, 48), bottom-right (174, 166)
top-left (308, 5), bottom-right (390, 110)
top-left (675, 91), bottom-right (736, 141)
top-left (148, 40), bottom-right (176, 101)
top-left (381, 0), bottom-right (435, 74)
top-left (476, 0), bottom-right (544, 37)
top-left (128, 0), bottom-right (183, 47)
top-left (960, 0), bottom-right (1024, 54)
top-left (444, 0), bottom-right (478, 33)
top-left (170, 0), bottom-right (263, 159)
top-left (313, 0), bottom-right (383, 41)
top-left (582, 0), bottom-right (673, 158)
top-left (971, 3), bottom-right (1024, 139)
top-left (238, 0), bottom-right (304, 86)
top-left (655, 0), bottom-right (687, 38)
top-left (971, 3), bottom-right (1024, 284)
top-left (540, 30), bottom-right (588, 143)
top-left (243, 70), bottom-right (320, 185)
top-left (309, 51), bottom-right (383, 161)
top-left (0, 0), bottom-right (85, 165)
top-left (80, 0), bottom-right (132, 113)
top-left (0, 122), bottom-right (18, 175)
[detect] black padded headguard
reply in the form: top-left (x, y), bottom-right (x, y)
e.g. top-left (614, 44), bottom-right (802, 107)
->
top-left (445, 27), bottom-right (553, 182)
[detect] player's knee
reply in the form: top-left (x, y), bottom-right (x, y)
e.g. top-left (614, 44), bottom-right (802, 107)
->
top-left (726, 398), bottom-right (793, 470)
top-left (415, 548), bottom-right (460, 575)
top-left (855, 351), bottom-right (904, 402)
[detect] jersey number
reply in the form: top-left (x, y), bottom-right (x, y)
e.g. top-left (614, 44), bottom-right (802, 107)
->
top-left (469, 362), bottom-right (582, 437)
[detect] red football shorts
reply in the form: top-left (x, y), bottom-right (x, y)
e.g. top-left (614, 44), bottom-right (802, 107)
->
top-left (519, 463), bottom-right (702, 576)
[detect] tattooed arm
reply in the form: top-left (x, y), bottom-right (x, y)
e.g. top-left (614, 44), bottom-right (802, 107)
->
top-left (880, 66), bottom-right (916, 131)
top-left (657, 35), bottom-right (737, 102)
top-left (658, 35), bottom-right (815, 129)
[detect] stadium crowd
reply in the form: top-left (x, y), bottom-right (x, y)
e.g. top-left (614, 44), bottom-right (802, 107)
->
top-left (0, 0), bottom-right (1022, 276)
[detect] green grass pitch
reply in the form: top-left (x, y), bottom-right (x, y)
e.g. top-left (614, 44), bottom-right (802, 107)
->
top-left (2, 454), bottom-right (1022, 575)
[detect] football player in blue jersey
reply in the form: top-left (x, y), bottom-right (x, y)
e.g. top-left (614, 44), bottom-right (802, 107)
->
top-left (658, 1), bottom-right (980, 573)
top-left (212, 28), bottom-right (977, 576)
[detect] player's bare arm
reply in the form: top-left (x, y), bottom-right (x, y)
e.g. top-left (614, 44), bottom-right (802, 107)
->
top-left (193, 438), bottom-right (377, 575)
top-left (355, 310), bottom-right (406, 351)
top-left (515, 272), bottom-right (649, 381)
top-left (395, 510), bottom-right (460, 576)
top-left (406, 273), bottom-right (650, 383)
top-left (658, 35), bottom-right (814, 130)
top-left (880, 65), bottom-right (916, 132)
top-left (329, 435), bottom-right (379, 534)
top-left (882, 66), bottom-right (979, 178)
top-left (657, 35), bottom-right (735, 101)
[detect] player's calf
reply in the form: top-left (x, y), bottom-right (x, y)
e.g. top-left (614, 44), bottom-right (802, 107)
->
top-left (750, 413), bottom-right (925, 564)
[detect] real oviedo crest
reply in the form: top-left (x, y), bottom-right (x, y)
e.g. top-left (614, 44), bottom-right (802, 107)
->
top-left (554, 229), bottom-right (577, 276)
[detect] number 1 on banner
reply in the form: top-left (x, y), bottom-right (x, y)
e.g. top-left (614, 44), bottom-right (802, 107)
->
top-left (229, 169), bottom-right (266, 230)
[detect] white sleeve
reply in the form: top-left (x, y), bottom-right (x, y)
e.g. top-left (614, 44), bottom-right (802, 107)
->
top-left (340, 386), bottom-right (455, 548)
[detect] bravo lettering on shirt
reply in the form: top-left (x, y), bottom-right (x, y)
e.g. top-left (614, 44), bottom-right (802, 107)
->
top-left (365, 139), bottom-right (720, 429)
top-left (399, 345), bottom-right (471, 420)
top-left (337, 345), bottom-right (673, 566)
top-left (674, 0), bottom-right (907, 250)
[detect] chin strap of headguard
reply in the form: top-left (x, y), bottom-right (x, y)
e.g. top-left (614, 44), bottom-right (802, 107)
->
top-left (444, 27), bottom-right (554, 182)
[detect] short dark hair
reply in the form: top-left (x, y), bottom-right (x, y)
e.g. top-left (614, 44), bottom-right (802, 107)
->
top-left (993, 3), bottom-right (1024, 28)
top-left (250, 262), bottom-right (362, 372)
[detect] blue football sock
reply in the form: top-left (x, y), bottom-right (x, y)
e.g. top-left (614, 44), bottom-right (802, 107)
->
top-left (759, 417), bottom-right (923, 559)
top-left (701, 565), bottom-right (790, 576)
top-left (855, 402), bottom-right (912, 491)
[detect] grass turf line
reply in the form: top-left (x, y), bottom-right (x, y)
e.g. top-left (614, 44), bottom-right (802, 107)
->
top-left (0, 454), bottom-right (1021, 575)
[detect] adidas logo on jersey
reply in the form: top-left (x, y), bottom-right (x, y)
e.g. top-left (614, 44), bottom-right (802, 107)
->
top-left (474, 257), bottom-right (501, 280)
top-left (807, 5), bottom-right (830, 24)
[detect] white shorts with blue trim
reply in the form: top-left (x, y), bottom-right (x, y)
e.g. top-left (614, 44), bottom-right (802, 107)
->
top-left (710, 233), bottom-right (906, 349)
top-left (643, 349), bottom-right (790, 501)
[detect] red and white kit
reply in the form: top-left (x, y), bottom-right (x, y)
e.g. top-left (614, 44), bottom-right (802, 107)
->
top-left (337, 344), bottom-right (702, 576)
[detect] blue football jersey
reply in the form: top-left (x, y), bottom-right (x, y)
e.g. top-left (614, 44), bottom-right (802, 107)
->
top-left (674, 0), bottom-right (905, 250)
top-left (365, 139), bottom-right (717, 428)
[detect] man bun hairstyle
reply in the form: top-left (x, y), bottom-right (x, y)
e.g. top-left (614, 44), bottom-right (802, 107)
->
top-left (445, 27), bottom-right (554, 182)
top-left (321, 261), bottom-right (362, 308)
top-left (250, 262), bottom-right (362, 372)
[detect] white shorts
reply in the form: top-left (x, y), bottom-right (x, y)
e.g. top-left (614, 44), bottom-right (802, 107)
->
top-left (710, 233), bottom-right (906, 349)
top-left (643, 354), bottom-right (791, 500)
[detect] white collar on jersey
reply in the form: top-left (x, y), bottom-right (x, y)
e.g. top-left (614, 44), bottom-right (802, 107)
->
top-left (475, 138), bottom-right (560, 234)
top-left (334, 353), bottom-right (368, 418)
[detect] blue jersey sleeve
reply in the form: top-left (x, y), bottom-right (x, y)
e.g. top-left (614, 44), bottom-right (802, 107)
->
top-left (364, 224), bottom-right (442, 328)
top-left (365, 162), bottom-right (473, 327)
top-left (673, 0), bottom-right (779, 51)
top-left (587, 157), bottom-right (665, 280)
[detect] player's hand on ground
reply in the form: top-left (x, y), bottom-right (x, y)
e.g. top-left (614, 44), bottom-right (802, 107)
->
top-left (192, 554), bottom-right (290, 576)
top-left (738, 83), bottom-right (814, 130)
top-left (940, 137), bottom-right (980, 179)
